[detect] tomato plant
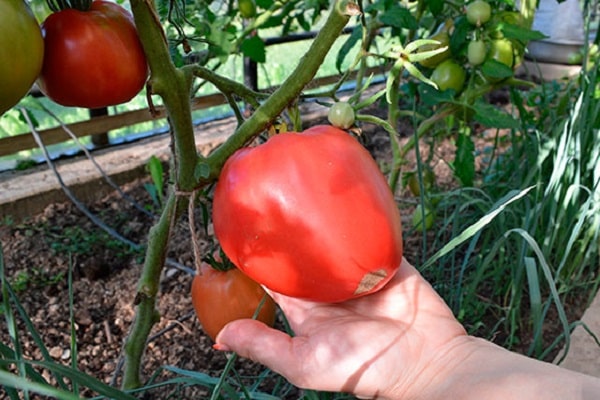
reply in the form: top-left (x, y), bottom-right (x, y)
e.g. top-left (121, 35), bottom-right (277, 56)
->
top-left (328, 101), bottom-right (355, 129)
top-left (0, 0), bottom-right (44, 115)
top-left (37, 0), bottom-right (148, 108)
top-left (191, 261), bottom-right (276, 341)
top-left (430, 59), bottom-right (466, 93)
top-left (212, 125), bottom-right (403, 303)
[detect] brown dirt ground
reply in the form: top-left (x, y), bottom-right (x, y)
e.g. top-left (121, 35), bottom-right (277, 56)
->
top-left (0, 101), bottom-right (589, 398)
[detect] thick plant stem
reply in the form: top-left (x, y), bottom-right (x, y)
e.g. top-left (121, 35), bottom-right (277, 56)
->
top-left (122, 0), bottom-right (198, 390)
top-left (122, 192), bottom-right (179, 389)
top-left (129, 0), bottom-right (198, 192)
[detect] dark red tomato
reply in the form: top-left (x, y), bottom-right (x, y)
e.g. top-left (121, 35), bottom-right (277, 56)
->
top-left (37, 0), bottom-right (147, 108)
top-left (212, 125), bottom-right (404, 303)
top-left (191, 262), bottom-right (277, 341)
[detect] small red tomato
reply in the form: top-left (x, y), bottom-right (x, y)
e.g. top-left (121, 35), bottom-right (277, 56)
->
top-left (37, 0), bottom-right (148, 108)
top-left (213, 125), bottom-right (404, 303)
top-left (191, 262), bottom-right (277, 341)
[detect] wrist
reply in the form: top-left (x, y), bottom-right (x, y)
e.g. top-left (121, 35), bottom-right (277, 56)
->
top-left (389, 336), bottom-right (600, 400)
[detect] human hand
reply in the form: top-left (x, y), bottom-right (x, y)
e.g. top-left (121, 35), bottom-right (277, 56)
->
top-left (215, 258), bottom-right (468, 399)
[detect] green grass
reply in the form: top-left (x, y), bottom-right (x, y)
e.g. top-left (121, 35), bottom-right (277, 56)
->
top-left (413, 65), bottom-right (600, 359)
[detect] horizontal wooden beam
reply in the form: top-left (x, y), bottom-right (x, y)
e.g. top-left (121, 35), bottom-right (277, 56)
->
top-left (0, 93), bottom-right (227, 157)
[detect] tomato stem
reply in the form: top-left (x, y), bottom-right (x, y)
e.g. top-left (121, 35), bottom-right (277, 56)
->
top-left (46, 0), bottom-right (91, 12)
top-left (200, 1), bottom-right (351, 183)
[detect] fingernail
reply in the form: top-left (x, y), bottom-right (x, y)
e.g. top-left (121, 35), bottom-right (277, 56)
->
top-left (212, 343), bottom-right (231, 351)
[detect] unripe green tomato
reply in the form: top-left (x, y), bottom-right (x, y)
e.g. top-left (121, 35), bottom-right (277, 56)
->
top-left (412, 204), bottom-right (434, 232)
top-left (418, 31), bottom-right (452, 69)
top-left (466, 0), bottom-right (492, 26)
top-left (238, 0), bottom-right (257, 18)
top-left (489, 39), bottom-right (514, 67)
top-left (407, 169), bottom-right (436, 197)
top-left (468, 40), bottom-right (487, 66)
top-left (0, 0), bottom-right (44, 115)
top-left (430, 59), bottom-right (466, 93)
top-left (328, 101), bottom-right (355, 129)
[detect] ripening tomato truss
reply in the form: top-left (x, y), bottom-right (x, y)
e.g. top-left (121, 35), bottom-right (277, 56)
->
top-left (212, 125), bottom-right (404, 303)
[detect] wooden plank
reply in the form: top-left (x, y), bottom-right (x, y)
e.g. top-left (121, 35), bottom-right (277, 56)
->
top-left (0, 93), bottom-right (227, 157)
top-left (0, 67), bottom-right (384, 158)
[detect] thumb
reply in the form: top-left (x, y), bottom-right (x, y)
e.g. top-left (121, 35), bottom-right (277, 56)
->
top-left (215, 319), bottom-right (306, 383)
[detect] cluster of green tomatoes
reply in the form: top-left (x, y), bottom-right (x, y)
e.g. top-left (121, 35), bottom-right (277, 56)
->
top-left (419, 0), bottom-right (526, 94)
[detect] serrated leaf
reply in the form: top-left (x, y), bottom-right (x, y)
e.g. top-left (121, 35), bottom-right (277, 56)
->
top-left (454, 132), bottom-right (475, 187)
top-left (241, 35), bottom-right (266, 63)
top-left (473, 102), bottom-right (520, 129)
top-left (379, 5), bottom-right (418, 30)
top-left (336, 25), bottom-right (362, 72)
top-left (500, 23), bottom-right (547, 42)
top-left (481, 59), bottom-right (513, 79)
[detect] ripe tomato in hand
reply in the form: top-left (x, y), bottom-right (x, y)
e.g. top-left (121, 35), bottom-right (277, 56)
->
top-left (191, 262), bottom-right (277, 341)
top-left (213, 125), bottom-right (404, 303)
top-left (0, 0), bottom-right (44, 115)
top-left (37, 0), bottom-right (148, 108)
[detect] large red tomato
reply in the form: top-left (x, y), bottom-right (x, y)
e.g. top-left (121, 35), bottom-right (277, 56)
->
top-left (37, 0), bottom-right (147, 108)
top-left (213, 125), bottom-right (404, 303)
top-left (191, 262), bottom-right (277, 341)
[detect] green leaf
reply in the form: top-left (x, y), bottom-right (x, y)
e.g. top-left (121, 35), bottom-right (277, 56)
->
top-left (473, 102), bottom-right (520, 129)
top-left (426, 0), bottom-right (444, 15)
top-left (241, 35), bottom-right (266, 63)
top-left (481, 59), bottom-right (514, 79)
top-left (336, 25), bottom-right (362, 72)
top-left (256, 0), bottom-right (273, 8)
top-left (454, 132), bottom-right (475, 186)
top-left (379, 5), bottom-right (418, 30)
top-left (421, 186), bottom-right (535, 270)
top-left (500, 23), bottom-right (547, 42)
top-left (450, 16), bottom-right (470, 54)
top-left (418, 84), bottom-right (455, 106)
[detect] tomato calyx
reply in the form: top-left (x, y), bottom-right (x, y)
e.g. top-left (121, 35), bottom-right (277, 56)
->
top-left (46, 0), bottom-right (92, 12)
top-left (202, 248), bottom-right (235, 274)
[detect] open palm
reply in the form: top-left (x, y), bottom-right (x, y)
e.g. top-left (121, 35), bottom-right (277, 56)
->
top-left (216, 258), bottom-right (468, 399)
